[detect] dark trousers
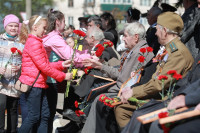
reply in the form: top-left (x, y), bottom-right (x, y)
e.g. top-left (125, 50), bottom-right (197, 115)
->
top-left (18, 87), bottom-right (50, 133)
top-left (46, 83), bottom-right (58, 133)
top-left (0, 93), bottom-right (18, 133)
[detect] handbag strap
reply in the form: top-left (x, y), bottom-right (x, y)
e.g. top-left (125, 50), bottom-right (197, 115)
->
top-left (30, 71), bottom-right (41, 88)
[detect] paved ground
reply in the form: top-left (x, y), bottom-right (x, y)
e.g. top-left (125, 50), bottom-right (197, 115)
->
top-left (5, 93), bottom-right (70, 133)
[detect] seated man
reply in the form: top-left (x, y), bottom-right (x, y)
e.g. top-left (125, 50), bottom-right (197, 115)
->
top-left (81, 22), bottom-right (154, 133)
top-left (122, 52), bottom-right (200, 133)
top-left (149, 78), bottom-right (200, 133)
top-left (114, 12), bottom-right (194, 130)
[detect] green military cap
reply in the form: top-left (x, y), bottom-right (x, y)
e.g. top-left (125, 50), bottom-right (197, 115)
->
top-left (157, 12), bottom-right (183, 34)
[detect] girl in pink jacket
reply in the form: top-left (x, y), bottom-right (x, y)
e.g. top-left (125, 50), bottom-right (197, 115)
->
top-left (42, 9), bottom-right (91, 132)
top-left (18, 15), bottom-right (73, 133)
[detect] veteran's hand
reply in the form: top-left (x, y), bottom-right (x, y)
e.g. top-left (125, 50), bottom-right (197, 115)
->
top-left (120, 87), bottom-right (133, 103)
top-left (65, 72), bottom-right (73, 80)
top-left (62, 60), bottom-right (72, 68)
top-left (0, 67), bottom-right (5, 75)
top-left (12, 65), bottom-right (20, 73)
top-left (167, 95), bottom-right (186, 110)
top-left (82, 58), bottom-right (102, 69)
top-left (195, 103), bottom-right (200, 111)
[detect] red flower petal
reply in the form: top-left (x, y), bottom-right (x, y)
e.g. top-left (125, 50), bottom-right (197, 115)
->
top-left (140, 48), bottom-right (146, 54)
top-left (11, 47), bottom-right (17, 54)
top-left (173, 73), bottom-right (182, 80)
top-left (158, 112), bottom-right (169, 118)
top-left (146, 47), bottom-right (153, 52)
top-left (167, 70), bottom-right (177, 76)
top-left (17, 49), bottom-right (22, 55)
top-left (74, 101), bottom-right (79, 108)
top-left (158, 75), bottom-right (168, 80)
top-left (138, 56), bottom-right (145, 63)
top-left (73, 30), bottom-right (86, 37)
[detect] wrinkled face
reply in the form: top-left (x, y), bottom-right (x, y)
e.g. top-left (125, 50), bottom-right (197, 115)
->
top-left (123, 31), bottom-right (137, 50)
top-left (66, 37), bottom-right (75, 48)
top-left (35, 20), bottom-right (47, 38)
top-left (57, 18), bottom-right (65, 33)
top-left (85, 29), bottom-right (94, 47)
top-left (87, 21), bottom-right (96, 29)
top-left (155, 25), bottom-right (165, 45)
top-left (5, 22), bottom-right (19, 36)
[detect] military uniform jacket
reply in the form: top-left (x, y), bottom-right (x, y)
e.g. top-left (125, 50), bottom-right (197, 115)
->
top-left (132, 37), bottom-right (194, 100)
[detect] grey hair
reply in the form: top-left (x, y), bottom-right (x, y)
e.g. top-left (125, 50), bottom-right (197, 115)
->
top-left (88, 26), bottom-right (105, 41)
top-left (125, 22), bottom-right (146, 41)
top-left (87, 16), bottom-right (102, 27)
top-left (150, 7), bottom-right (162, 17)
top-left (157, 24), bottom-right (181, 36)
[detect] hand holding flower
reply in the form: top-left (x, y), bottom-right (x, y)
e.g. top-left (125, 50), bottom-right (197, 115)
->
top-left (62, 60), bottom-right (73, 68)
top-left (195, 103), bottom-right (200, 111)
top-left (65, 73), bottom-right (73, 80)
top-left (167, 95), bottom-right (186, 110)
top-left (11, 65), bottom-right (20, 73)
top-left (0, 67), bottom-right (5, 75)
top-left (120, 86), bottom-right (133, 103)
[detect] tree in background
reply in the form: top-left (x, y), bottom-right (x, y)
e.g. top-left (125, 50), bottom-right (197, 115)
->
top-left (0, 0), bottom-right (53, 33)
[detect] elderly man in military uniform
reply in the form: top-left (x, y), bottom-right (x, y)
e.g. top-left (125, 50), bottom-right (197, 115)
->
top-left (114, 12), bottom-right (194, 130)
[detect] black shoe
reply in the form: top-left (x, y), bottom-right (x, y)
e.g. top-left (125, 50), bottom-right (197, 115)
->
top-left (57, 121), bottom-right (80, 133)
top-left (63, 109), bottom-right (82, 122)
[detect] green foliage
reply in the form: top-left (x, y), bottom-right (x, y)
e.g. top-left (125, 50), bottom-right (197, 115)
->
top-left (0, 0), bottom-right (53, 33)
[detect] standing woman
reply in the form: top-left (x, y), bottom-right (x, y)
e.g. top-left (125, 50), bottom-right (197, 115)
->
top-left (0, 14), bottom-right (23, 133)
top-left (42, 9), bottom-right (91, 133)
top-left (18, 15), bottom-right (73, 133)
top-left (100, 12), bottom-right (118, 49)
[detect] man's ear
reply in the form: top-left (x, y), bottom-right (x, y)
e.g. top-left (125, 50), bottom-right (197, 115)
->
top-left (91, 36), bottom-right (95, 42)
top-left (134, 34), bottom-right (139, 42)
top-left (163, 27), bottom-right (168, 37)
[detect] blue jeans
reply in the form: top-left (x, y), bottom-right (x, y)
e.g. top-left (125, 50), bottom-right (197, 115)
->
top-left (18, 87), bottom-right (50, 133)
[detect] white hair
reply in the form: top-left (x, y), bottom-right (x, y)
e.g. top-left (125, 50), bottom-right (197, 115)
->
top-left (125, 22), bottom-right (146, 40)
top-left (88, 26), bottom-right (105, 41)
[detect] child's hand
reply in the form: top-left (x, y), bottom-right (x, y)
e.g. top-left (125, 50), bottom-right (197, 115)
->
top-left (65, 73), bottom-right (73, 80)
top-left (62, 60), bottom-right (72, 68)
top-left (77, 70), bottom-right (85, 77)
top-left (12, 65), bottom-right (20, 73)
top-left (0, 67), bottom-right (5, 75)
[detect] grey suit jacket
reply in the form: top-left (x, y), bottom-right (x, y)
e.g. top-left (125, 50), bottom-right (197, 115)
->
top-left (101, 40), bottom-right (154, 93)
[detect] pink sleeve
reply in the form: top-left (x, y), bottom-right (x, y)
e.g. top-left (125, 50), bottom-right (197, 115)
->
top-left (47, 35), bottom-right (91, 64)
top-left (28, 41), bottom-right (65, 82)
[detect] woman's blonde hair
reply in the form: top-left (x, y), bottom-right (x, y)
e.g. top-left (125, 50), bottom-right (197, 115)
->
top-left (19, 15), bottom-right (46, 44)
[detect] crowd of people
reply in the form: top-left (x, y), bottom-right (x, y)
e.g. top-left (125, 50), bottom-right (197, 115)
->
top-left (0, 0), bottom-right (200, 133)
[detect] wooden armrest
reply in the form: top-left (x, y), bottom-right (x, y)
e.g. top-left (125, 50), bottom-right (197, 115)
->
top-left (89, 74), bottom-right (114, 82)
top-left (137, 107), bottom-right (188, 124)
top-left (87, 81), bottom-right (117, 101)
top-left (159, 109), bottom-right (200, 124)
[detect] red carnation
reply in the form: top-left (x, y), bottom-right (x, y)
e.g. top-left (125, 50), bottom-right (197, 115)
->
top-left (138, 56), bottom-right (145, 63)
top-left (75, 110), bottom-right (85, 117)
top-left (158, 112), bottom-right (169, 118)
top-left (11, 47), bottom-right (17, 54)
top-left (158, 75), bottom-right (168, 80)
top-left (146, 47), bottom-right (153, 52)
top-left (167, 70), bottom-right (177, 76)
top-left (73, 30), bottom-right (86, 37)
top-left (74, 101), bottom-right (79, 108)
top-left (140, 48), bottom-right (146, 54)
top-left (173, 73), bottom-right (182, 80)
top-left (103, 41), bottom-right (113, 48)
top-left (17, 49), bottom-right (22, 55)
